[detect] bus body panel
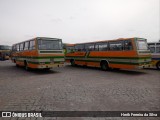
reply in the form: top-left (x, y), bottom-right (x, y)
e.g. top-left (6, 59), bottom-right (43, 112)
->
top-left (65, 37), bottom-right (151, 70)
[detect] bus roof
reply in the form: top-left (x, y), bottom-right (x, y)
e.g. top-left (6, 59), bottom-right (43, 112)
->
top-left (148, 41), bottom-right (160, 44)
top-left (65, 44), bottom-right (75, 47)
top-left (12, 37), bottom-right (61, 46)
top-left (0, 45), bottom-right (11, 47)
top-left (36, 37), bottom-right (61, 40)
top-left (71, 37), bottom-right (145, 45)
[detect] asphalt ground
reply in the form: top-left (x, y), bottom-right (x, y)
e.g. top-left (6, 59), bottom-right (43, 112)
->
top-left (0, 60), bottom-right (160, 120)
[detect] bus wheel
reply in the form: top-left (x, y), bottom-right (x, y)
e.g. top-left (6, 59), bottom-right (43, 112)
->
top-left (156, 61), bottom-right (160, 70)
top-left (14, 60), bottom-right (19, 67)
top-left (16, 63), bottom-right (19, 67)
top-left (2, 56), bottom-right (5, 61)
top-left (24, 61), bottom-right (30, 71)
top-left (101, 61), bottom-right (109, 71)
top-left (70, 60), bottom-right (75, 66)
top-left (44, 68), bottom-right (50, 71)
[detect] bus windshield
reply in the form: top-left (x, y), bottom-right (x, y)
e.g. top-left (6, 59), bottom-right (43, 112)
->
top-left (0, 45), bottom-right (11, 50)
top-left (156, 43), bottom-right (160, 53)
top-left (137, 39), bottom-right (148, 50)
top-left (38, 39), bottom-right (62, 50)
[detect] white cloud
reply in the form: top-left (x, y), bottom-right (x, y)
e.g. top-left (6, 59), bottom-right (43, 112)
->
top-left (0, 0), bottom-right (159, 45)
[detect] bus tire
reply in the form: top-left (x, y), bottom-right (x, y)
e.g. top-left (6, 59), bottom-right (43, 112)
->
top-left (70, 59), bottom-right (75, 66)
top-left (100, 61), bottom-right (109, 71)
top-left (16, 63), bottom-right (19, 67)
top-left (1, 55), bottom-right (5, 61)
top-left (14, 60), bottom-right (19, 67)
top-left (113, 68), bottom-right (120, 70)
top-left (2, 56), bottom-right (5, 61)
top-left (156, 61), bottom-right (160, 70)
top-left (24, 61), bottom-right (30, 71)
top-left (44, 68), bottom-right (50, 71)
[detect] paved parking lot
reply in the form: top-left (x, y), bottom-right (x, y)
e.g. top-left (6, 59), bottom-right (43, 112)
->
top-left (0, 60), bottom-right (160, 120)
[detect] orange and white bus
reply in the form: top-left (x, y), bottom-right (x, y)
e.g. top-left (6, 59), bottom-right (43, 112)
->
top-left (11, 37), bottom-right (65, 70)
top-left (148, 41), bottom-right (160, 70)
top-left (65, 37), bottom-right (151, 70)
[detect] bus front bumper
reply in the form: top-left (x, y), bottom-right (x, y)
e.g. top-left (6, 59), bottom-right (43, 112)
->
top-left (37, 63), bottom-right (64, 69)
top-left (136, 64), bottom-right (152, 69)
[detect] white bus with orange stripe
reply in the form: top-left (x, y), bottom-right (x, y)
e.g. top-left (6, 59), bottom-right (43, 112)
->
top-left (11, 37), bottom-right (65, 70)
top-left (148, 41), bottom-right (160, 70)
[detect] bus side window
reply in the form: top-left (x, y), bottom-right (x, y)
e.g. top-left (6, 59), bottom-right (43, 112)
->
top-left (12, 46), bottom-right (13, 51)
top-left (95, 44), bottom-right (99, 51)
top-left (149, 47), bottom-right (155, 53)
top-left (14, 45), bottom-right (17, 51)
top-left (75, 44), bottom-right (85, 52)
top-left (82, 44), bottom-right (85, 51)
top-left (12, 46), bottom-right (16, 51)
top-left (16, 44), bottom-right (20, 51)
top-left (66, 47), bottom-right (74, 53)
top-left (94, 43), bottom-right (108, 51)
top-left (29, 40), bottom-right (35, 50)
top-left (99, 43), bottom-right (108, 51)
top-left (89, 45), bottom-right (95, 51)
top-left (148, 43), bottom-right (155, 53)
top-left (74, 48), bottom-right (78, 51)
top-left (124, 40), bottom-right (133, 50)
top-left (85, 44), bottom-right (95, 51)
top-left (109, 41), bottom-right (123, 51)
top-left (20, 43), bottom-right (24, 51)
top-left (24, 41), bottom-right (29, 50)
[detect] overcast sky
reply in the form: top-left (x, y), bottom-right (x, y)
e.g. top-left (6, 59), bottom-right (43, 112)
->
top-left (0, 0), bottom-right (159, 45)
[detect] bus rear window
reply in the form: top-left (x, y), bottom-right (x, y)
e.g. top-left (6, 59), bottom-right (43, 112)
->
top-left (38, 40), bottom-right (62, 50)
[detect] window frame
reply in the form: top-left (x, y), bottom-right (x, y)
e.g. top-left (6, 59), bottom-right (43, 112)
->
top-left (29, 40), bottom-right (35, 50)
top-left (136, 39), bottom-right (148, 50)
top-left (75, 44), bottom-right (85, 51)
top-left (109, 41), bottom-right (123, 51)
top-left (148, 43), bottom-right (156, 53)
top-left (95, 42), bottom-right (108, 51)
top-left (16, 44), bottom-right (20, 51)
top-left (24, 41), bottom-right (29, 51)
top-left (124, 40), bottom-right (133, 51)
top-left (66, 46), bottom-right (75, 53)
top-left (156, 43), bottom-right (160, 53)
top-left (37, 39), bottom-right (63, 50)
top-left (19, 43), bottom-right (24, 51)
top-left (84, 43), bottom-right (95, 51)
